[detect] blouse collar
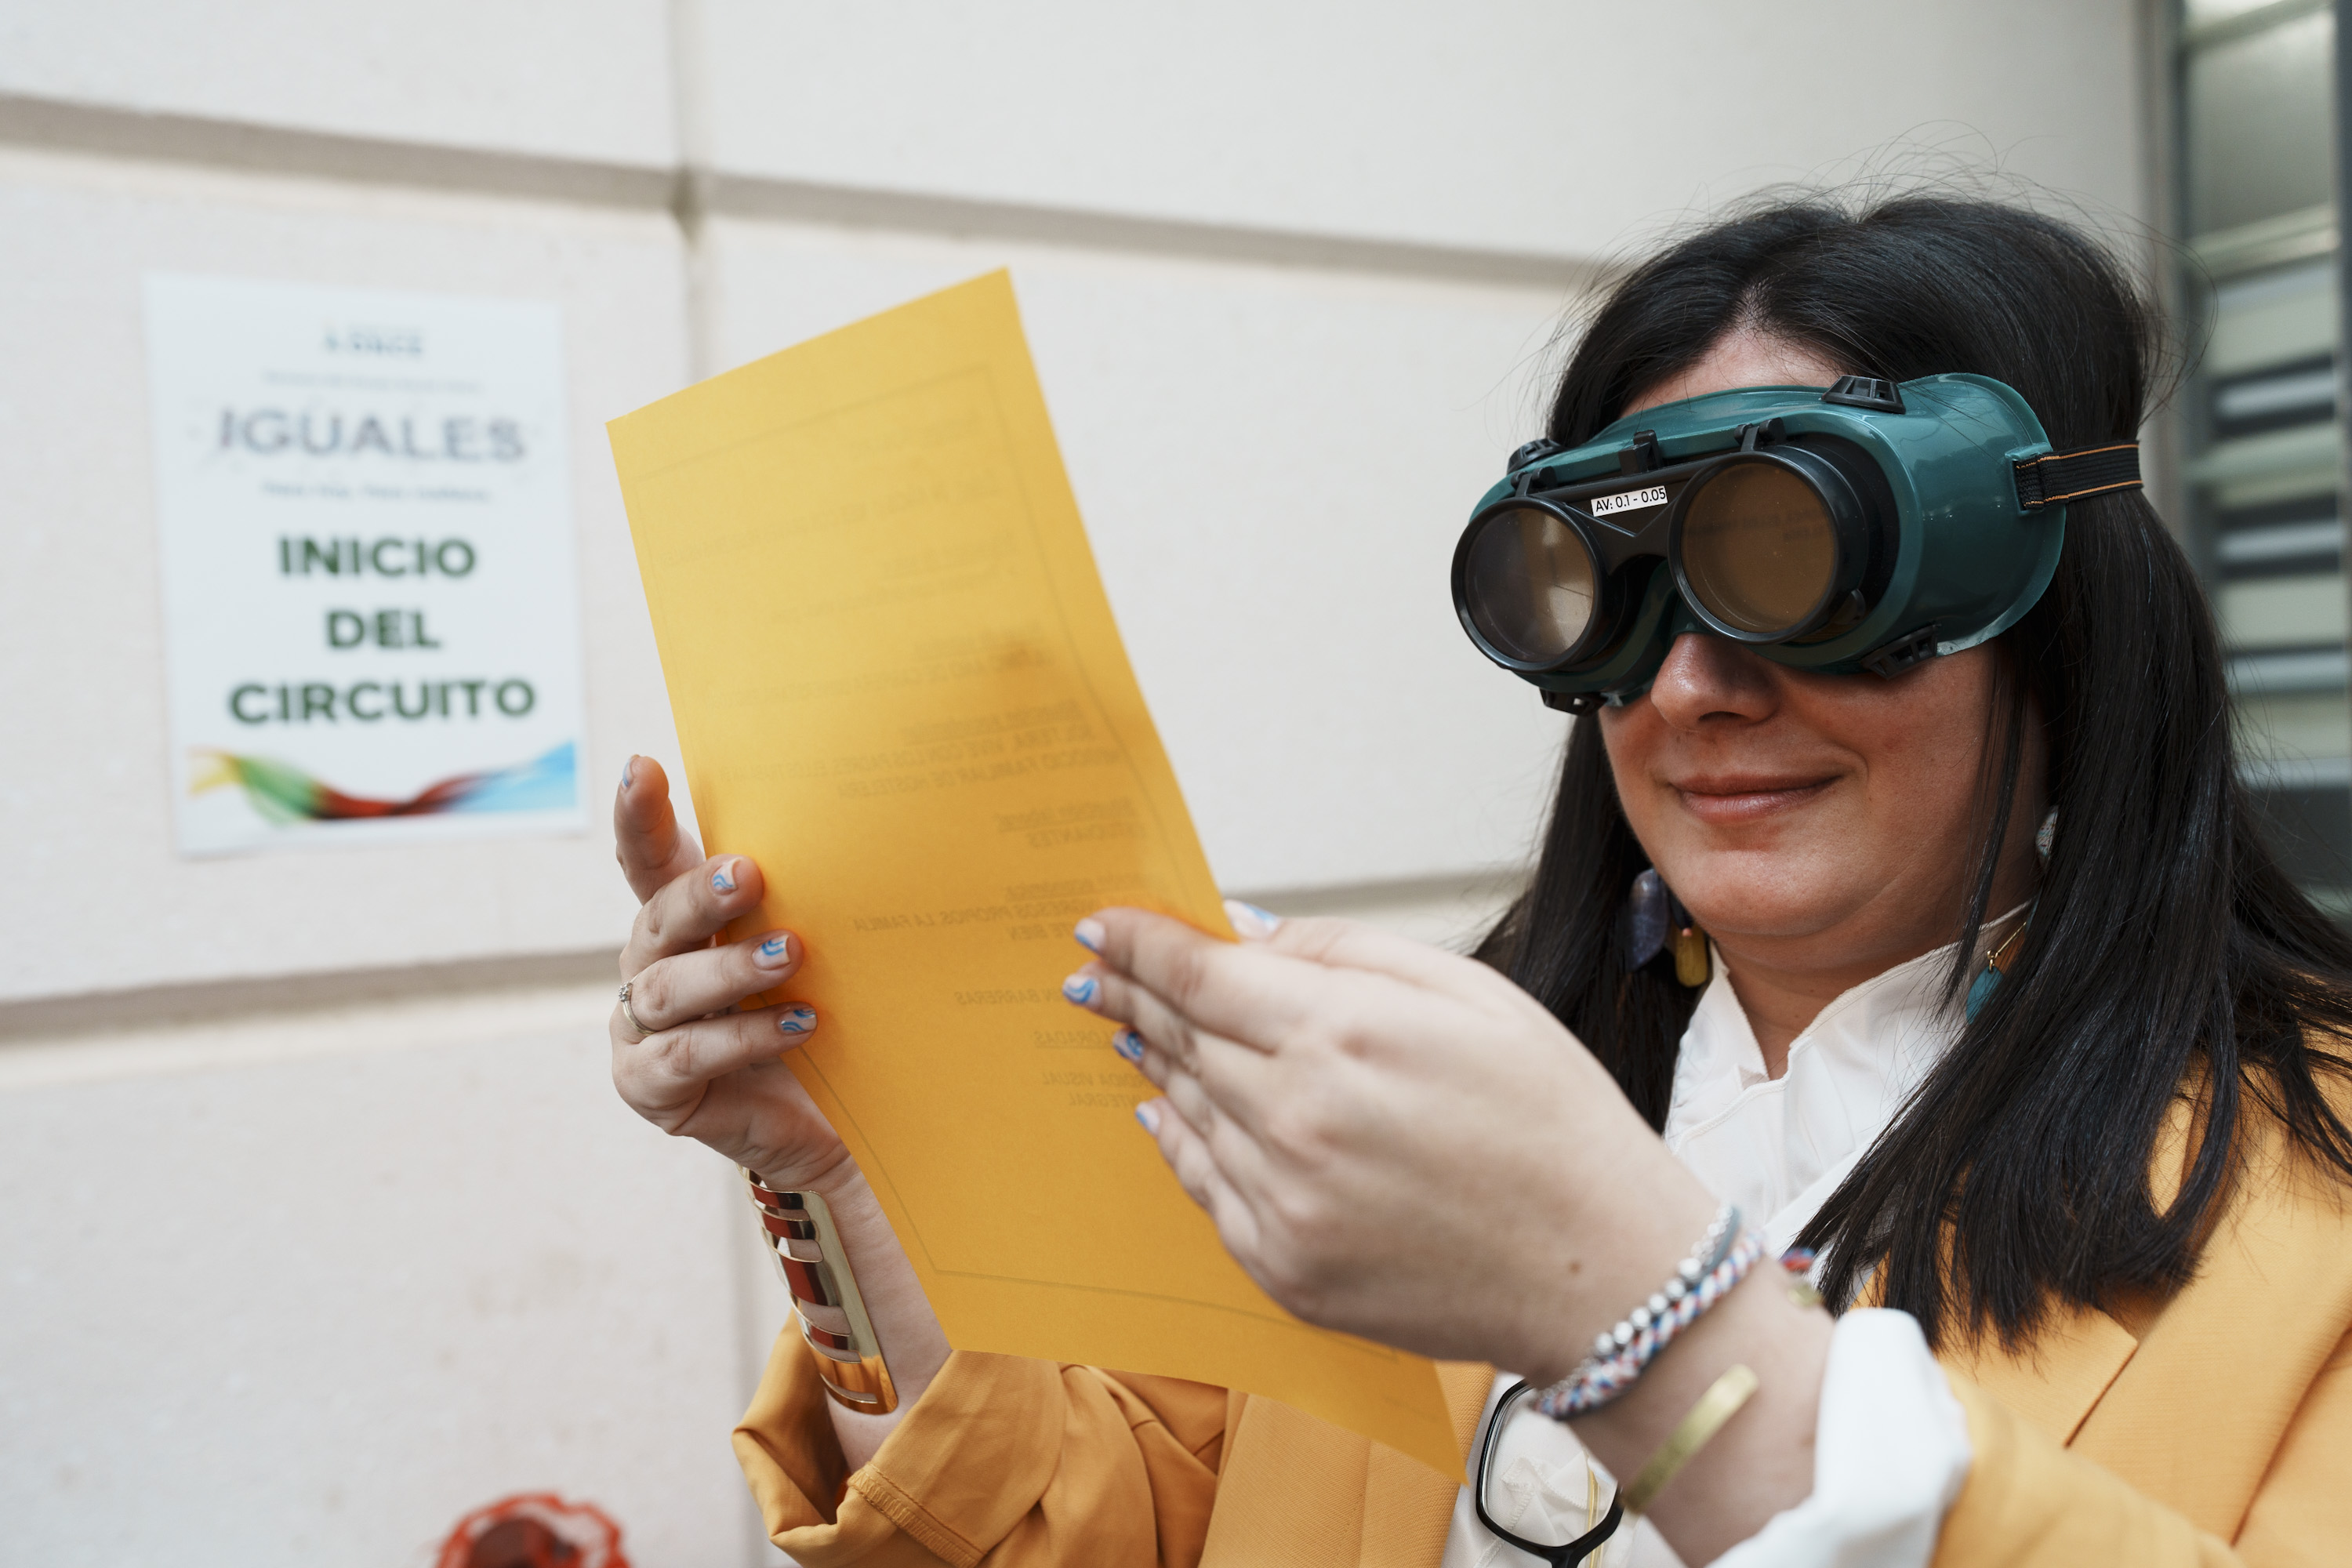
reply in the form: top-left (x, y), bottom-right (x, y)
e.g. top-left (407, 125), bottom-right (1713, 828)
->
top-left (1660, 913), bottom-right (2020, 1254)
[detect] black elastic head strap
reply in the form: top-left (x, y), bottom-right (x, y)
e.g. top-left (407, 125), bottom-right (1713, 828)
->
top-left (2013, 442), bottom-right (2141, 509)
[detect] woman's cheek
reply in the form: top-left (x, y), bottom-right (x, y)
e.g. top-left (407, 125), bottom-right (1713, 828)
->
top-left (1596, 708), bottom-right (1667, 839)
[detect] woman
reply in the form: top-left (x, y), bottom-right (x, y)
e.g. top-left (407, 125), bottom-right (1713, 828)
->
top-left (608, 195), bottom-right (2352, 1565)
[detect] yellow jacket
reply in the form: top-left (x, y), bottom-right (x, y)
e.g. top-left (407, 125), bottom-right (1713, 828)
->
top-left (734, 1090), bottom-right (2352, 1566)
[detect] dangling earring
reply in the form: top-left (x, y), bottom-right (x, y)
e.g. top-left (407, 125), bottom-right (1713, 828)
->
top-left (1968, 808), bottom-right (2056, 1022)
top-left (1673, 920), bottom-right (1711, 989)
top-left (1965, 919), bottom-right (2030, 1022)
top-left (1624, 868), bottom-right (1711, 988)
top-left (1626, 868), bottom-right (1670, 967)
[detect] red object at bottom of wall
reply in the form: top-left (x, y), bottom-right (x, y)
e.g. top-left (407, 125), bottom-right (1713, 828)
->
top-left (434, 1494), bottom-right (631, 1568)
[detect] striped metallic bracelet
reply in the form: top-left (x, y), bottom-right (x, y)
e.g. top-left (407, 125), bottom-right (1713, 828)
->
top-left (741, 1168), bottom-right (898, 1414)
top-left (1536, 1204), bottom-right (1759, 1420)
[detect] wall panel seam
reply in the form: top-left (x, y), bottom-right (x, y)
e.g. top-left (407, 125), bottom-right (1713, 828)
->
top-left (0, 867), bottom-right (1526, 1034)
top-left (0, 948), bottom-right (624, 1044)
top-left (0, 90), bottom-right (1602, 289)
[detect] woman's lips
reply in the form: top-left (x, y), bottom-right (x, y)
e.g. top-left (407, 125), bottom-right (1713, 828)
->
top-left (1670, 775), bottom-right (1835, 823)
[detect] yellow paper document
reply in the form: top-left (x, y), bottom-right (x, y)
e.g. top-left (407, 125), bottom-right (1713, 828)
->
top-left (609, 272), bottom-right (1455, 1473)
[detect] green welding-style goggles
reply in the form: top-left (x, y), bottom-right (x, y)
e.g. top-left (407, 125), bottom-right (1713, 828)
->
top-left (1450, 375), bottom-right (2143, 712)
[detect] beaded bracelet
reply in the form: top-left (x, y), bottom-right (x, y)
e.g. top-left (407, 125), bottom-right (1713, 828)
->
top-left (1562, 1203), bottom-right (1736, 1387)
top-left (1536, 1214), bottom-right (1765, 1420)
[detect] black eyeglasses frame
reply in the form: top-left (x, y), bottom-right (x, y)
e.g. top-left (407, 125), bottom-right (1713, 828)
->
top-left (1468, 1378), bottom-right (1625, 1566)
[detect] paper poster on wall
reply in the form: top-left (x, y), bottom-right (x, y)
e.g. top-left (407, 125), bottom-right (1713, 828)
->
top-left (143, 274), bottom-right (586, 855)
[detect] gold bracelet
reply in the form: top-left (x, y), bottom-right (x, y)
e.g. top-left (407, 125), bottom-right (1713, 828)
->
top-left (742, 1168), bottom-right (899, 1414)
top-left (1621, 1362), bottom-right (1759, 1515)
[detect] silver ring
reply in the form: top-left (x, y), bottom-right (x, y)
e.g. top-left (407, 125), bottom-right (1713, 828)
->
top-left (618, 979), bottom-right (654, 1040)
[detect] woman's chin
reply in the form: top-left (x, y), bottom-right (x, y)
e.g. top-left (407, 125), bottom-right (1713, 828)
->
top-left (1667, 865), bottom-right (1873, 944)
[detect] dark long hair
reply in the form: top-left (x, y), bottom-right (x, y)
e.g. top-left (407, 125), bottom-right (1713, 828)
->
top-left (1476, 194), bottom-right (2352, 1348)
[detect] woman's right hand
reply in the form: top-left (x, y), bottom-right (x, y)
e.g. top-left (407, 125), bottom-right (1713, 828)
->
top-left (611, 755), bottom-right (956, 1464)
top-left (609, 755), bottom-right (851, 1190)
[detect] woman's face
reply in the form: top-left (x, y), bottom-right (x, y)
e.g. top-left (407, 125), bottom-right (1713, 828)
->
top-left (1596, 333), bottom-right (2045, 984)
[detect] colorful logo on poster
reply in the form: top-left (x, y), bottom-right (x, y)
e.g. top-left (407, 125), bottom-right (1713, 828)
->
top-left (191, 741), bottom-right (578, 821)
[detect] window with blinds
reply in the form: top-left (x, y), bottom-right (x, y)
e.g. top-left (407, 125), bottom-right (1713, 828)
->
top-left (2179, 0), bottom-right (2350, 903)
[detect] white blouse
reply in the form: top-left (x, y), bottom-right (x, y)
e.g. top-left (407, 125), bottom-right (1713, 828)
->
top-left (1439, 940), bottom-right (1983, 1568)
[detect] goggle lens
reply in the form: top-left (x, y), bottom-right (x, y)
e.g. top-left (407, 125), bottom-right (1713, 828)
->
top-left (1463, 504), bottom-right (1599, 665)
top-left (1678, 462), bottom-right (1840, 637)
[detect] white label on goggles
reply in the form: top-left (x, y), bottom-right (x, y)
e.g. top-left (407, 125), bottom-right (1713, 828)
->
top-left (1591, 485), bottom-right (1669, 518)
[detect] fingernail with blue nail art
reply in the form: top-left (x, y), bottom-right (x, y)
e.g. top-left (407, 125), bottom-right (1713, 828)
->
top-left (1062, 974), bottom-right (1099, 1006)
top-left (1226, 900), bottom-right (1283, 939)
top-left (777, 1005), bottom-right (817, 1035)
top-left (754, 933), bottom-right (795, 968)
top-left (1135, 1101), bottom-right (1162, 1134)
top-left (1113, 1028), bottom-right (1145, 1062)
top-left (1073, 916), bottom-right (1105, 953)
top-left (622, 755), bottom-right (636, 788)
top-left (712, 862), bottom-right (737, 893)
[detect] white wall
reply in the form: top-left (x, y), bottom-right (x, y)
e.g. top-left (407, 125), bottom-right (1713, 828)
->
top-left (0, 2), bottom-right (679, 169)
top-left (0, 4), bottom-right (2152, 1563)
top-left (0, 1002), bottom-right (757, 1567)
top-left (690, 1), bottom-right (2147, 261)
top-left (0, 152), bottom-right (688, 1003)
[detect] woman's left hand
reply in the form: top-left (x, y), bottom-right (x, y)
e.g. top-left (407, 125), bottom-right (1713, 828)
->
top-left (1066, 905), bottom-right (1719, 1385)
top-left (1072, 906), bottom-right (1835, 1563)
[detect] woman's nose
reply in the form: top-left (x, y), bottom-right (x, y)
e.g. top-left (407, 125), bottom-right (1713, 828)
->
top-left (1646, 633), bottom-right (1781, 729)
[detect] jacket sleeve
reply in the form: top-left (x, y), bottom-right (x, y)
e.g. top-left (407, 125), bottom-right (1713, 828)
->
top-left (1934, 1325), bottom-right (2352, 1568)
top-left (732, 1329), bottom-right (1232, 1568)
